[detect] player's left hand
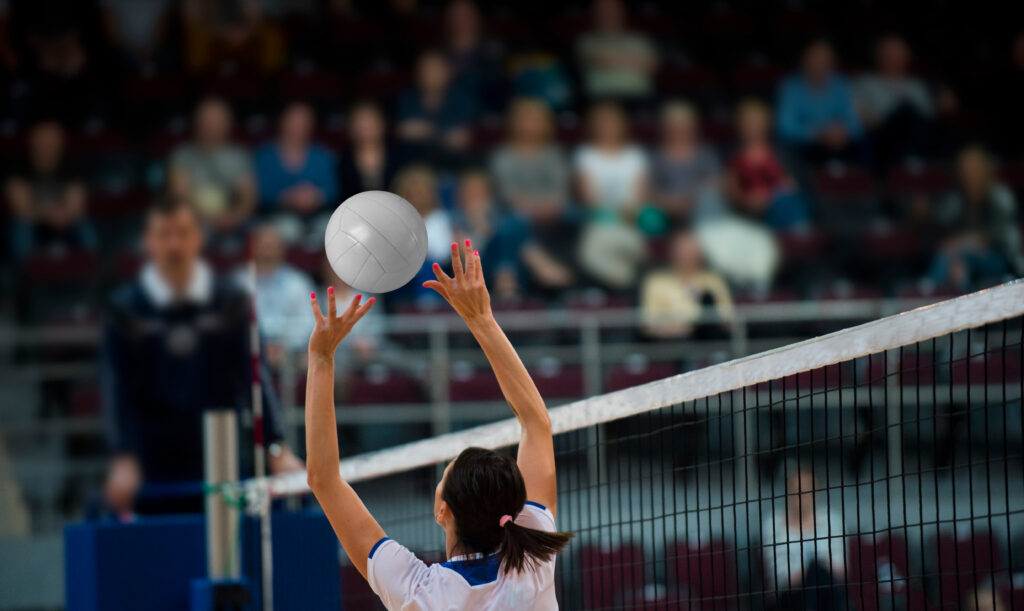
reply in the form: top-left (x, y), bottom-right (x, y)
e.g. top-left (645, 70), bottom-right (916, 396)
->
top-left (308, 288), bottom-right (375, 361)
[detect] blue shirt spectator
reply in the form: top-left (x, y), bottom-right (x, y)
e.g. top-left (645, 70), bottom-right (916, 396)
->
top-left (254, 102), bottom-right (339, 214)
top-left (396, 49), bottom-right (477, 151)
top-left (776, 41), bottom-right (862, 146)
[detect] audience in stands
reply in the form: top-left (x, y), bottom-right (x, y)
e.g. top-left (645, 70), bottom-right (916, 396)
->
top-left (239, 223), bottom-right (315, 361)
top-left (490, 98), bottom-right (578, 294)
top-left (338, 101), bottom-right (404, 199)
top-left (575, 0), bottom-right (658, 105)
top-left (640, 230), bottom-right (733, 339)
top-left (181, 0), bottom-right (284, 74)
top-left (776, 40), bottom-right (864, 164)
top-left (451, 169), bottom-right (528, 300)
top-left (762, 465), bottom-right (847, 611)
top-left (926, 145), bottom-right (1023, 291)
top-left (168, 97), bottom-right (256, 247)
top-left (854, 34), bottom-right (935, 167)
top-left (726, 99), bottom-right (809, 230)
top-left (391, 165), bottom-right (454, 300)
top-left (651, 100), bottom-right (725, 225)
top-left (6, 120), bottom-right (95, 261)
top-left (254, 102), bottom-right (337, 244)
top-left (575, 101), bottom-right (648, 289)
top-left (89, 453), bottom-right (141, 523)
top-left (396, 48), bottom-right (476, 157)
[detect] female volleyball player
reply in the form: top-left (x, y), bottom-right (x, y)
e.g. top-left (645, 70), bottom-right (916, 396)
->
top-left (306, 239), bottom-right (573, 610)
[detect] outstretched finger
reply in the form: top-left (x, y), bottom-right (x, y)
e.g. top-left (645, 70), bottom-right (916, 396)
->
top-left (463, 238), bottom-right (476, 279)
top-left (355, 296), bottom-right (376, 319)
top-left (343, 293), bottom-right (362, 318)
top-left (431, 262), bottom-right (453, 287)
top-left (450, 242), bottom-right (465, 281)
top-left (422, 280), bottom-right (450, 302)
top-left (309, 291), bottom-right (325, 325)
top-left (327, 286), bottom-right (337, 324)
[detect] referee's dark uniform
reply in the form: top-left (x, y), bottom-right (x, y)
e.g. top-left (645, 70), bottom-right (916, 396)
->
top-left (101, 261), bottom-right (285, 512)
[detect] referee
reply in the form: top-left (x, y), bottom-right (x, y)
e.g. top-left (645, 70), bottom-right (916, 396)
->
top-left (100, 197), bottom-right (302, 514)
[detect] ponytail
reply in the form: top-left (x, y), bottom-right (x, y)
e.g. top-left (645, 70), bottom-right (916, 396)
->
top-left (497, 521), bottom-right (574, 574)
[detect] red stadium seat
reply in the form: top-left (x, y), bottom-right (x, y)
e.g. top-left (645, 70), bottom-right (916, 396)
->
top-left (860, 228), bottom-right (925, 260)
top-left (285, 246), bottom-right (325, 275)
top-left (668, 539), bottom-right (739, 610)
top-left (22, 251), bottom-right (99, 279)
top-left (530, 362), bottom-right (584, 399)
top-left (932, 531), bottom-right (1003, 608)
top-left (887, 164), bottom-right (952, 196)
top-left (450, 366), bottom-right (503, 402)
top-left (846, 533), bottom-right (926, 611)
top-left (606, 358), bottom-right (678, 392)
top-left (348, 369), bottom-right (425, 405)
top-left (951, 351), bottom-right (1023, 384)
top-left (580, 543), bottom-right (647, 609)
top-left (279, 70), bottom-right (343, 100)
top-left (89, 188), bottom-right (150, 219)
top-left (813, 165), bottom-right (877, 200)
top-left (778, 229), bottom-right (829, 260)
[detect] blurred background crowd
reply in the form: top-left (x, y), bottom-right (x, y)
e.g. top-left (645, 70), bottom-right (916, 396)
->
top-left (2, 1), bottom-right (1024, 608)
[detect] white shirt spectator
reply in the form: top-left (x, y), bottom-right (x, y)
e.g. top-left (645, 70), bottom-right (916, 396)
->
top-left (761, 507), bottom-right (846, 590)
top-left (236, 264), bottom-right (314, 351)
top-left (367, 502), bottom-right (557, 610)
top-left (573, 145), bottom-right (649, 211)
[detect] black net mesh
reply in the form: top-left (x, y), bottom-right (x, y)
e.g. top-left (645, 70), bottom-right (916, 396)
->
top-left (319, 316), bottom-right (1024, 610)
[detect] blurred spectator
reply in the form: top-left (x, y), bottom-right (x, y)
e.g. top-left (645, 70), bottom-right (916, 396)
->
top-left (320, 259), bottom-right (385, 369)
top-left (508, 50), bottom-right (573, 112)
top-left (651, 100), bottom-right (725, 225)
top-left (444, 0), bottom-right (504, 112)
top-left (575, 101), bottom-right (648, 289)
top-left (964, 582), bottom-right (1009, 611)
top-left (254, 102), bottom-right (337, 244)
top-left (854, 34), bottom-right (936, 167)
top-left (339, 101), bottom-right (404, 199)
top-left (925, 145), bottom-right (1023, 292)
top-left (777, 40), bottom-right (864, 164)
top-left (168, 97), bottom-right (256, 246)
top-left (725, 99), bottom-right (809, 230)
top-left (101, 198), bottom-right (301, 513)
top-left (396, 48), bottom-right (476, 154)
top-left (491, 98), bottom-right (571, 220)
top-left (5, 120), bottom-right (96, 260)
top-left (640, 230), bottom-right (733, 339)
top-left (491, 98), bottom-right (578, 294)
top-left (575, 0), bottom-right (658, 104)
top-left (391, 164), bottom-right (454, 300)
top-left (88, 453), bottom-right (141, 523)
top-left (451, 169), bottom-right (529, 300)
top-left (181, 0), bottom-right (285, 73)
top-left (575, 101), bottom-right (649, 216)
top-left (239, 223), bottom-right (315, 363)
top-left (100, 0), bottom-right (173, 68)
top-left (762, 465), bottom-right (846, 611)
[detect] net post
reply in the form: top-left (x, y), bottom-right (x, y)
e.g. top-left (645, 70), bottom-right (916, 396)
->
top-left (203, 409), bottom-right (240, 580)
top-left (428, 320), bottom-right (451, 437)
top-left (885, 348), bottom-right (903, 479)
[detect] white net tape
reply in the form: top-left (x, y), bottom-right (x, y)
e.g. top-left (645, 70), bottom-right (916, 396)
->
top-left (247, 279), bottom-right (1024, 503)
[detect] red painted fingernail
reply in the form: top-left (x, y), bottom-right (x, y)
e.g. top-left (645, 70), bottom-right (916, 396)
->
top-left (310, 292), bottom-right (316, 299)
top-left (474, 250), bottom-right (479, 256)
top-left (356, 294), bottom-right (362, 300)
top-left (369, 297), bottom-right (376, 304)
top-left (451, 242), bottom-right (457, 249)
top-left (328, 286), bottom-right (334, 294)
top-left (465, 239), bottom-right (471, 247)
top-left (433, 262), bottom-right (440, 269)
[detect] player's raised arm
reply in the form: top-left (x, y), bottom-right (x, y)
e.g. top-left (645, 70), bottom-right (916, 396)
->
top-left (423, 240), bottom-right (558, 517)
top-left (305, 288), bottom-right (385, 579)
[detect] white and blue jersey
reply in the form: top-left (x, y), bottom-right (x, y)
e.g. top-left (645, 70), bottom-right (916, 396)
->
top-left (367, 502), bottom-right (558, 610)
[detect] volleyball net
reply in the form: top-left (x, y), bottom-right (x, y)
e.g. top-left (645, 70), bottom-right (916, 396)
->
top-left (239, 280), bottom-right (1024, 610)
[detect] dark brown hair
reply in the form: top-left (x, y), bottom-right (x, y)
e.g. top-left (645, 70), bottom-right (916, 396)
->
top-left (442, 447), bottom-right (574, 574)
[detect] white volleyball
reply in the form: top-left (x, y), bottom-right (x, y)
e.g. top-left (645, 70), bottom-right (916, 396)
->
top-left (324, 191), bottom-right (428, 293)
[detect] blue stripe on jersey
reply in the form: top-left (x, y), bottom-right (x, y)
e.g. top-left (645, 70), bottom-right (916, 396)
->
top-left (524, 501), bottom-right (547, 511)
top-left (440, 554), bottom-right (502, 586)
top-left (369, 537), bottom-right (392, 559)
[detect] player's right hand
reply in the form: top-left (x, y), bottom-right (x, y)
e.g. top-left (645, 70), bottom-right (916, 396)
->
top-left (423, 239), bottom-right (492, 323)
top-left (308, 288), bottom-right (375, 361)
